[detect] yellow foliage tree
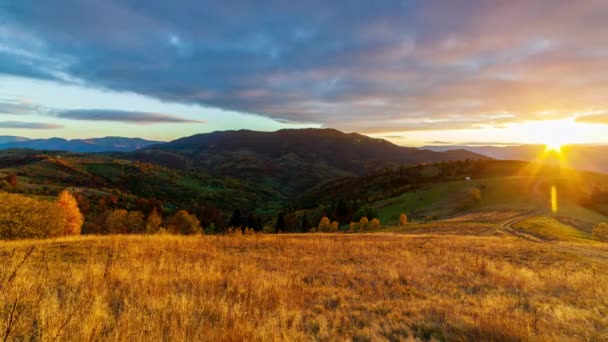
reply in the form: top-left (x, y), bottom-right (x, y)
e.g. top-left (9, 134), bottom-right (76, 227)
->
top-left (318, 216), bottom-right (331, 232)
top-left (349, 221), bottom-right (358, 231)
top-left (146, 208), bottom-right (163, 233)
top-left (57, 190), bottom-right (84, 236)
top-left (330, 221), bottom-right (339, 232)
top-left (399, 213), bottom-right (408, 225)
top-left (359, 217), bottom-right (369, 230)
top-left (370, 218), bottom-right (381, 229)
top-left (0, 192), bottom-right (66, 239)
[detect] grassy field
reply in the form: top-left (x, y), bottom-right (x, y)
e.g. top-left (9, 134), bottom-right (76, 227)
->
top-left (1, 233), bottom-right (607, 341)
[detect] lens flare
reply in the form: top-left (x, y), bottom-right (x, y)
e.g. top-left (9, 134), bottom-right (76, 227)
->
top-left (550, 185), bottom-right (558, 213)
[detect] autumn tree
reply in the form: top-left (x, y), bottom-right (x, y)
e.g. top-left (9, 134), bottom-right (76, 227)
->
top-left (317, 216), bottom-right (331, 232)
top-left (57, 190), bottom-right (84, 235)
top-left (370, 218), bottom-right (381, 229)
top-left (146, 208), bottom-right (162, 233)
top-left (359, 217), bottom-right (369, 230)
top-left (0, 192), bottom-right (66, 239)
top-left (349, 221), bottom-right (358, 231)
top-left (5, 174), bottom-right (17, 188)
top-left (166, 210), bottom-right (202, 235)
top-left (106, 209), bottom-right (129, 234)
top-left (593, 223), bottom-right (608, 242)
top-left (399, 213), bottom-right (408, 225)
top-left (330, 221), bottom-right (339, 232)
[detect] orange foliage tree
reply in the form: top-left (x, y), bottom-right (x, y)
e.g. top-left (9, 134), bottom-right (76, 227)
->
top-left (399, 213), bottom-right (408, 225)
top-left (57, 190), bottom-right (84, 235)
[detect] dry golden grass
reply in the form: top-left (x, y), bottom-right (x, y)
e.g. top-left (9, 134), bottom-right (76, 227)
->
top-left (1, 233), bottom-right (608, 341)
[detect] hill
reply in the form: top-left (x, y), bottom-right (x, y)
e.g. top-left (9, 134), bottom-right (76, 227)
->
top-left (422, 144), bottom-right (608, 173)
top-left (133, 129), bottom-right (487, 194)
top-left (0, 137), bottom-right (162, 153)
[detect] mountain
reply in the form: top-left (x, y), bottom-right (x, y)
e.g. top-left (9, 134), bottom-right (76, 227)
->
top-left (0, 137), bottom-right (162, 153)
top-left (421, 145), bottom-right (608, 173)
top-left (133, 129), bottom-right (488, 195)
top-left (0, 136), bottom-right (30, 144)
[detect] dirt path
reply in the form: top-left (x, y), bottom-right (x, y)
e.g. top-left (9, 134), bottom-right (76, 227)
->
top-left (498, 212), bottom-right (542, 242)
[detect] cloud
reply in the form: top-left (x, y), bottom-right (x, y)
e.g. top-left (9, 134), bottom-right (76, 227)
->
top-left (576, 113), bottom-right (608, 125)
top-left (0, 121), bottom-right (63, 129)
top-left (55, 109), bottom-right (205, 124)
top-left (0, 100), bottom-right (40, 115)
top-left (1, 1), bottom-right (608, 132)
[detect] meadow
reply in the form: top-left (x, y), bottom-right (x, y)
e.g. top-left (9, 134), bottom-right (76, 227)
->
top-left (2, 233), bottom-right (607, 341)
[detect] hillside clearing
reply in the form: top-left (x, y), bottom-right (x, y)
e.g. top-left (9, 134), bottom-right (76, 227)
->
top-left (1, 233), bottom-right (607, 341)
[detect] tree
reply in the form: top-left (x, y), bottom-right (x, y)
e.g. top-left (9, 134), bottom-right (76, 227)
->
top-left (0, 192), bottom-right (66, 239)
top-left (5, 174), bottom-right (17, 188)
top-left (399, 213), bottom-right (408, 225)
top-left (275, 212), bottom-right (286, 232)
top-left (166, 210), bottom-right (201, 235)
top-left (146, 208), bottom-right (162, 233)
top-left (330, 221), bottom-right (339, 232)
top-left (370, 218), bottom-right (381, 229)
top-left (125, 211), bottom-right (146, 233)
top-left (593, 223), bottom-right (608, 242)
top-left (359, 217), bottom-right (369, 230)
top-left (56, 190), bottom-right (84, 235)
top-left (300, 215), bottom-right (311, 232)
top-left (318, 216), bottom-right (331, 232)
top-left (349, 221), bottom-right (358, 231)
top-left (106, 209), bottom-right (129, 234)
top-left (229, 209), bottom-right (243, 229)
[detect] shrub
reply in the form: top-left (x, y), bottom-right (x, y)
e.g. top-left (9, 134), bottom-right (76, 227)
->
top-left (349, 221), bottom-right (358, 231)
top-left (593, 223), bottom-right (608, 242)
top-left (330, 221), bottom-right (339, 232)
top-left (399, 213), bottom-right (408, 225)
top-left (370, 218), bottom-right (381, 229)
top-left (359, 217), bottom-right (369, 230)
top-left (0, 192), bottom-right (66, 239)
top-left (57, 190), bottom-right (84, 235)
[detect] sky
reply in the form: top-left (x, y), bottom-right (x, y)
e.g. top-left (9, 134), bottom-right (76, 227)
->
top-left (1, 0), bottom-right (607, 145)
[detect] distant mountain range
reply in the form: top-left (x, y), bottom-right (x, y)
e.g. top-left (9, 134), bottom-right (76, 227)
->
top-left (422, 145), bottom-right (608, 173)
top-left (0, 136), bottom-right (161, 153)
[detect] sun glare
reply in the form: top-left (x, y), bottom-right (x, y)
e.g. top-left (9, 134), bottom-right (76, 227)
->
top-left (536, 119), bottom-right (582, 152)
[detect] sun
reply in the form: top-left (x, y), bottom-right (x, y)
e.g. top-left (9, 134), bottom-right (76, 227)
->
top-left (545, 140), bottom-right (563, 153)
top-left (537, 119), bottom-right (581, 153)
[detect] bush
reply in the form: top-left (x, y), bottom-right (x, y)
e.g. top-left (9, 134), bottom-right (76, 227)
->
top-left (330, 221), bottom-right (339, 232)
top-left (593, 223), bottom-right (608, 241)
top-left (370, 218), bottom-right (381, 229)
top-left (0, 192), bottom-right (67, 239)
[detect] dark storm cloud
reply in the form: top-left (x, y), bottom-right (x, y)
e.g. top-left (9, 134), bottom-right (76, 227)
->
top-left (56, 109), bottom-right (205, 124)
top-left (0, 121), bottom-right (63, 129)
top-left (1, 1), bottom-right (608, 132)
